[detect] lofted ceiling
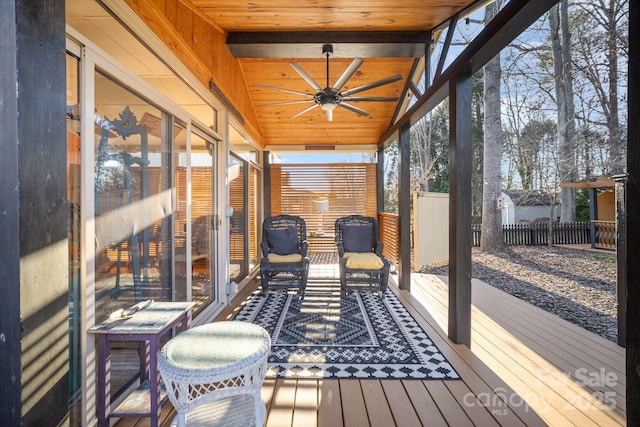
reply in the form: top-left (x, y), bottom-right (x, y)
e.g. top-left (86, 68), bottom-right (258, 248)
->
top-left (189, 0), bottom-right (479, 150)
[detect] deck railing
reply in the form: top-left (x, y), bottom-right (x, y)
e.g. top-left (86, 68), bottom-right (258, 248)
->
top-left (593, 220), bottom-right (616, 250)
top-left (380, 219), bottom-right (613, 267)
top-left (472, 221), bottom-right (594, 247)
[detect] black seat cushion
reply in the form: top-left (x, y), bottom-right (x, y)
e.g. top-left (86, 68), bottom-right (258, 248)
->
top-left (266, 227), bottom-right (299, 255)
top-left (340, 223), bottom-right (373, 253)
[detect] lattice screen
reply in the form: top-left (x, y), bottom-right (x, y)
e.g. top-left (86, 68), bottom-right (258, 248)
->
top-left (270, 163), bottom-right (377, 237)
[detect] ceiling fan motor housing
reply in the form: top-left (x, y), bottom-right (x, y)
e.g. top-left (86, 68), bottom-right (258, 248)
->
top-left (315, 92), bottom-right (341, 106)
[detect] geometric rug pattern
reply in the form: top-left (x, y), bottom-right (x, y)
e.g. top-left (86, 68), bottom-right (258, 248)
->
top-left (234, 281), bottom-right (460, 380)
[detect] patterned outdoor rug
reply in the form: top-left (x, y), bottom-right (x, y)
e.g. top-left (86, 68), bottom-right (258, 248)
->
top-left (234, 283), bottom-right (460, 380)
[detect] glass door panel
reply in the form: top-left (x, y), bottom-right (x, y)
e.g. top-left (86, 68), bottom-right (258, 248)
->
top-left (229, 154), bottom-right (248, 282)
top-left (191, 133), bottom-right (216, 314)
top-left (93, 70), bottom-right (172, 398)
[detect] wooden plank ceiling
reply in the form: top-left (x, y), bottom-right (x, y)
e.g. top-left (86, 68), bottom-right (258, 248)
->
top-left (189, 0), bottom-right (478, 150)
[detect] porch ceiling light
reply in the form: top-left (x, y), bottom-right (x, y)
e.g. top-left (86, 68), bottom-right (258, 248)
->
top-left (321, 99), bottom-right (336, 121)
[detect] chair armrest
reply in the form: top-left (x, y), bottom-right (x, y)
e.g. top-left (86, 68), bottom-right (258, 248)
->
top-left (375, 241), bottom-right (384, 256)
top-left (261, 242), bottom-right (269, 257)
top-left (300, 240), bottom-right (309, 257)
top-left (336, 242), bottom-right (346, 257)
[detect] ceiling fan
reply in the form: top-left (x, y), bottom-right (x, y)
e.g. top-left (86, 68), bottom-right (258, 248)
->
top-left (256, 44), bottom-right (403, 122)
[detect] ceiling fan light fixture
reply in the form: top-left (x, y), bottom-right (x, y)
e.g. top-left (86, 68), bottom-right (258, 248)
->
top-left (321, 98), bottom-right (336, 121)
top-left (321, 101), bottom-right (336, 111)
top-left (324, 108), bottom-right (334, 121)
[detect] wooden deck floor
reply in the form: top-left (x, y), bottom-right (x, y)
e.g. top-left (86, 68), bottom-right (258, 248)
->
top-left (115, 267), bottom-right (626, 427)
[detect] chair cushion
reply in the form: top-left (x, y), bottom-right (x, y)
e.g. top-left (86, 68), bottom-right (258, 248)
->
top-left (340, 223), bottom-right (373, 253)
top-left (266, 227), bottom-right (299, 255)
top-left (268, 253), bottom-right (303, 263)
top-left (344, 252), bottom-right (384, 270)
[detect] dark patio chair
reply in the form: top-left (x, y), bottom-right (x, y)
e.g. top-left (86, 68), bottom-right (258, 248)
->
top-left (260, 215), bottom-right (310, 298)
top-left (335, 215), bottom-right (390, 297)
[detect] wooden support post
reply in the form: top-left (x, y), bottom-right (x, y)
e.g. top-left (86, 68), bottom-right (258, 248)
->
top-left (398, 123), bottom-right (411, 291)
top-left (613, 174), bottom-right (627, 348)
top-left (377, 146), bottom-right (385, 214)
top-left (0, 2), bottom-right (21, 425)
top-left (12, 1), bottom-right (68, 425)
top-left (588, 186), bottom-right (598, 248)
top-left (626, 0), bottom-right (640, 421)
top-left (448, 68), bottom-right (472, 347)
top-left (263, 151), bottom-right (271, 218)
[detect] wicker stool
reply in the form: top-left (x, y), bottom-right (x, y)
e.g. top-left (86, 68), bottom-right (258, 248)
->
top-left (158, 321), bottom-right (271, 427)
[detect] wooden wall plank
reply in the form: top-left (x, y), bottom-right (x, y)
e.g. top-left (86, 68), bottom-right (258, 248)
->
top-left (190, 0), bottom-right (472, 32)
top-left (125, 0), bottom-right (264, 145)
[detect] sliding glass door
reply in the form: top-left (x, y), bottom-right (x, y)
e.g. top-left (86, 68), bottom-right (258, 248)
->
top-left (175, 130), bottom-right (217, 316)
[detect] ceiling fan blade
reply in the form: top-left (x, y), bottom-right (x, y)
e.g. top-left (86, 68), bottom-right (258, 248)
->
top-left (333, 58), bottom-right (364, 92)
top-left (291, 103), bottom-right (319, 119)
top-left (289, 62), bottom-right (323, 92)
top-left (341, 96), bottom-right (399, 102)
top-left (341, 74), bottom-right (403, 96)
top-left (260, 100), bottom-right (314, 107)
top-left (254, 83), bottom-right (314, 98)
top-left (338, 102), bottom-right (370, 117)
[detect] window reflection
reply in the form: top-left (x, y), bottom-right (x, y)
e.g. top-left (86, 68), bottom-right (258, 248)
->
top-left (93, 72), bottom-right (173, 399)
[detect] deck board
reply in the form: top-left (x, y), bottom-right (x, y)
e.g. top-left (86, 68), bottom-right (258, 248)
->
top-left (266, 379), bottom-right (297, 427)
top-left (292, 380), bottom-right (319, 427)
top-left (339, 380), bottom-right (371, 427)
top-left (401, 380), bottom-right (449, 427)
top-left (406, 273), bottom-right (624, 426)
top-left (318, 380), bottom-right (343, 427)
top-left (425, 381), bottom-right (475, 426)
top-left (380, 380), bottom-right (422, 427)
top-left (114, 268), bottom-right (625, 426)
top-left (360, 380), bottom-right (397, 427)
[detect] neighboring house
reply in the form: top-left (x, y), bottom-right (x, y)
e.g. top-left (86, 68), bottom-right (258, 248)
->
top-left (501, 190), bottom-right (560, 224)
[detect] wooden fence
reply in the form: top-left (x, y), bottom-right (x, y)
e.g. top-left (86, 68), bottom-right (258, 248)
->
top-left (472, 222), bottom-right (591, 247)
top-left (379, 212), bottom-right (400, 266)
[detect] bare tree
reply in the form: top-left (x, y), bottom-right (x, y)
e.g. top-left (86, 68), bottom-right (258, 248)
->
top-left (549, 1), bottom-right (577, 222)
top-left (480, 0), bottom-right (506, 253)
top-left (410, 106), bottom-right (449, 193)
top-left (572, 0), bottom-right (628, 175)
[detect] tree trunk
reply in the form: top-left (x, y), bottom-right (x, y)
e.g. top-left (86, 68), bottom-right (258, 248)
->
top-left (480, 1), bottom-right (505, 253)
top-left (606, 0), bottom-right (624, 174)
top-left (550, 2), bottom-right (577, 222)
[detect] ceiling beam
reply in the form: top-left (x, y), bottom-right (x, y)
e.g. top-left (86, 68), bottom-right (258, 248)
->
top-left (227, 31), bottom-right (429, 58)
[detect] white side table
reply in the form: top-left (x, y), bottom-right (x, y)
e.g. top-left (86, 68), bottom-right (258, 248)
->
top-left (158, 321), bottom-right (271, 427)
